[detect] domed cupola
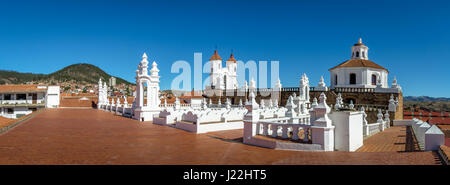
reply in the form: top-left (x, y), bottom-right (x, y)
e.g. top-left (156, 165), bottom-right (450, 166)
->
top-left (351, 38), bottom-right (369, 60)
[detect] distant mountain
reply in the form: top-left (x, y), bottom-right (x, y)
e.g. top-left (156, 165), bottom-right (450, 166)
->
top-left (0, 63), bottom-right (132, 85)
top-left (404, 96), bottom-right (450, 102)
top-left (0, 70), bottom-right (46, 84)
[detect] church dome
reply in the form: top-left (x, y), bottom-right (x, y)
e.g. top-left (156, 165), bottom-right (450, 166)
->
top-left (209, 50), bottom-right (222, 61)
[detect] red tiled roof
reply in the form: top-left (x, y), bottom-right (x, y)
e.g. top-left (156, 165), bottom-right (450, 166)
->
top-left (209, 50), bottom-right (222, 61)
top-left (329, 59), bottom-right (388, 72)
top-left (226, 53), bottom-right (237, 63)
top-left (0, 85), bottom-right (47, 93)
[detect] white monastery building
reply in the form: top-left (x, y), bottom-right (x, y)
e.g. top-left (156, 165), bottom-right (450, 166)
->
top-left (206, 50), bottom-right (238, 90)
top-left (0, 84), bottom-right (60, 119)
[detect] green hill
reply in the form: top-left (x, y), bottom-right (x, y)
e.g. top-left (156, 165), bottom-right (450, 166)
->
top-left (0, 63), bottom-right (132, 85)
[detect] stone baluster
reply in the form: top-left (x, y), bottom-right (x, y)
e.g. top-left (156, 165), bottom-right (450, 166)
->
top-left (384, 111), bottom-right (390, 128)
top-left (377, 109), bottom-right (385, 131)
top-left (271, 124), bottom-right (278, 137)
top-left (303, 128), bottom-right (309, 142)
top-left (262, 122), bottom-right (269, 136)
top-left (281, 125), bottom-right (288, 138)
top-left (292, 126), bottom-right (299, 140)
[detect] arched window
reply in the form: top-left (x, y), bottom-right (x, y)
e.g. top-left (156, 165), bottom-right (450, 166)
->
top-left (371, 74), bottom-right (377, 85)
top-left (224, 75), bottom-right (227, 88)
top-left (349, 73), bottom-right (356, 84)
top-left (356, 52), bottom-right (360, 57)
top-left (362, 51), bottom-right (365, 58)
top-left (335, 75), bottom-right (338, 85)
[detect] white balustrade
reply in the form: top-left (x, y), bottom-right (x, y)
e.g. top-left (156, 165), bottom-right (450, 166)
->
top-left (257, 121), bottom-right (312, 142)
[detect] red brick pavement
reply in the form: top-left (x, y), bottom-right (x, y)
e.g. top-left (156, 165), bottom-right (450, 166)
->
top-left (0, 109), bottom-right (442, 165)
top-left (357, 126), bottom-right (410, 152)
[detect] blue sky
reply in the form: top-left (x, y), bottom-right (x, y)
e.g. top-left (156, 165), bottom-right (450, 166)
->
top-left (0, 0), bottom-right (449, 97)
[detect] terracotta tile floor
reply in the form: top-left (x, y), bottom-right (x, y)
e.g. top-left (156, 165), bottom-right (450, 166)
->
top-left (357, 126), bottom-right (412, 152)
top-left (0, 109), bottom-right (442, 165)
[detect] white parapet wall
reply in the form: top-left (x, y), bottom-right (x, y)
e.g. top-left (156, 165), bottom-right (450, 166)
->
top-left (392, 118), bottom-right (445, 151)
top-left (329, 111), bottom-right (364, 152)
top-left (425, 125), bottom-right (445, 151)
top-left (45, 86), bottom-right (60, 108)
top-left (176, 121), bottom-right (244, 134)
top-left (393, 120), bottom-right (415, 126)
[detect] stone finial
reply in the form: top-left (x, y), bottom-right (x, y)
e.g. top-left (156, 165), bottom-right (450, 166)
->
top-left (384, 111), bottom-right (390, 123)
top-left (318, 76), bottom-right (325, 87)
top-left (260, 99), bottom-right (265, 109)
top-left (388, 94), bottom-right (397, 112)
top-left (318, 93), bottom-right (329, 109)
top-left (377, 109), bottom-right (384, 123)
top-left (311, 97), bottom-right (318, 108)
top-left (377, 76), bottom-right (382, 87)
top-left (226, 98), bottom-right (231, 109)
top-left (349, 100), bottom-right (354, 109)
top-left (273, 78), bottom-right (282, 91)
top-left (274, 99), bottom-right (279, 108)
top-left (141, 52), bottom-right (149, 66)
top-left (111, 98), bottom-right (115, 105)
top-left (209, 98), bottom-right (212, 105)
top-left (202, 98), bottom-right (208, 109)
top-left (358, 37), bottom-right (362, 44)
top-left (316, 75), bottom-right (328, 91)
top-left (286, 96), bottom-right (295, 118)
top-left (245, 91), bottom-right (259, 110)
top-left (312, 93), bottom-right (332, 127)
top-left (335, 93), bottom-right (343, 110)
top-left (174, 96), bottom-right (180, 110)
top-left (243, 80), bottom-right (248, 90)
top-left (150, 61), bottom-right (160, 77)
top-left (218, 98), bottom-right (221, 106)
top-left (361, 106), bottom-right (368, 125)
top-left (239, 99), bottom-right (243, 106)
top-left (249, 78), bottom-right (256, 89)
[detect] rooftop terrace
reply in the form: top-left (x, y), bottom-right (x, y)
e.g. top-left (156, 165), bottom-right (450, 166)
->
top-left (0, 109), bottom-right (442, 165)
